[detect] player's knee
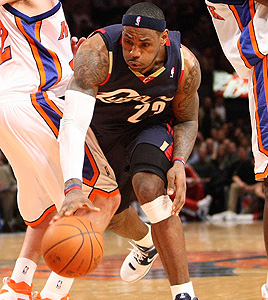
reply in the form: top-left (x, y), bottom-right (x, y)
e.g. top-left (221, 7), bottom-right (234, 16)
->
top-left (132, 172), bottom-right (165, 204)
top-left (141, 195), bottom-right (173, 224)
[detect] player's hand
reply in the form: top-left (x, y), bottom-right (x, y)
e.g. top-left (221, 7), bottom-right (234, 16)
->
top-left (71, 36), bottom-right (86, 56)
top-left (166, 162), bottom-right (187, 216)
top-left (53, 189), bottom-right (100, 222)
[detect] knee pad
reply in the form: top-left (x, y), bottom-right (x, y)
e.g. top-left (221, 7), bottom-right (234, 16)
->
top-left (141, 195), bottom-right (172, 224)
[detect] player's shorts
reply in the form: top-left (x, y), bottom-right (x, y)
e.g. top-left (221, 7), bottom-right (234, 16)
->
top-left (0, 91), bottom-right (118, 225)
top-left (248, 57), bottom-right (268, 180)
top-left (94, 122), bottom-right (174, 213)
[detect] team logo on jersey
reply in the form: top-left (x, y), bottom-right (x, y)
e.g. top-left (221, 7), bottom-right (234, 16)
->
top-left (135, 16), bottom-right (142, 26)
top-left (58, 21), bottom-right (69, 40)
top-left (97, 89), bottom-right (173, 104)
top-left (207, 5), bottom-right (224, 20)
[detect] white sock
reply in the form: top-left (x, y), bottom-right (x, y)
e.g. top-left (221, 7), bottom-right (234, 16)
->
top-left (40, 272), bottom-right (74, 299)
top-left (134, 223), bottom-right (154, 248)
top-left (171, 281), bottom-right (195, 299)
top-left (11, 257), bottom-right (37, 286)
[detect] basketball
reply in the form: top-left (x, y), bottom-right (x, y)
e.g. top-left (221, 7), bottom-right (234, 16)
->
top-left (41, 216), bottom-right (104, 278)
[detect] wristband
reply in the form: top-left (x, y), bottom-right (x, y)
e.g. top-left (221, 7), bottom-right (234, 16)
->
top-left (64, 184), bottom-right (82, 195)
top-left (172, 157), bottom-right (186, 166)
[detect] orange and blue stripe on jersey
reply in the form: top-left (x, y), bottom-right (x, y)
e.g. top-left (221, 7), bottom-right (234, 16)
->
top-left (229, 0), bottom-right (265, 68)
top-left (15, 16), bottom-right (62, 92)
top-left (31, 91), bottom-right (101, 191)
top-left (253, 57), bottom-right (268, 166)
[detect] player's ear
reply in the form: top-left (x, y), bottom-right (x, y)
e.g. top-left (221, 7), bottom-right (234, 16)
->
top-left (160, 29), bottom-right (169, 46)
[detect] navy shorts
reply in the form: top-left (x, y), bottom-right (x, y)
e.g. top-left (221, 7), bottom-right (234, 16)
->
top-left (94, 122), bottom-right (174, 213)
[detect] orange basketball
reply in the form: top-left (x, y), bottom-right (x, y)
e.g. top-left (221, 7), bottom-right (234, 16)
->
top-left (41, 216), bottom-right (104, 278)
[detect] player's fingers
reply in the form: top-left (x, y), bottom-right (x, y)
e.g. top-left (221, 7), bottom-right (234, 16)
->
top-left (167, 173), bottom-right (175, 196)
top-left (81, 201), bottom-right (100, 212)
top-left (171, 194), bottom-right (185, 216)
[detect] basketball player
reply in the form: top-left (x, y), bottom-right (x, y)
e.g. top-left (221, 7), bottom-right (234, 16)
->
top-left (57, 3), bottom-right (200, 300)
top-left (0, 1), bottom-right (121, 299)
top-left (205, 0), bottom-right (268, 299)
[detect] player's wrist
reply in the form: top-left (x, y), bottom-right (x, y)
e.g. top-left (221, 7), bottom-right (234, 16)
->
top-left (64, 179), bottom-right (82, 195)
top-left (172, 156), bottom-right (186, 166)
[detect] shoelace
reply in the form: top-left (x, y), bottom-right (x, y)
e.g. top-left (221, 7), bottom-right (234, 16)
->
top-left (128, 241), bottom-right (149, 264)
top-left (2, 277), bottom-right (9, 285)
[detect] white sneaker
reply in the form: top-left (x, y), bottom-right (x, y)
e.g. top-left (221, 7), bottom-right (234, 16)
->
top-left (262, 283), bottom-right (268, 300)
top-left (0, 277), bottom-right (33, 300)
top-left (120, 242), bottom-right (158, 283)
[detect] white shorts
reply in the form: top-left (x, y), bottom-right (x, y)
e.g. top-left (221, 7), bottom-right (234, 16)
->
top-left (248, 57), bottom-right (268, 180)
top-left (0, 91), bottom-right (118, 225)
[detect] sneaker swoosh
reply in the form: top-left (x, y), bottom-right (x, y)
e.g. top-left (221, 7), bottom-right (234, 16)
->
top-left (147, 256), bottom-right (157, 263)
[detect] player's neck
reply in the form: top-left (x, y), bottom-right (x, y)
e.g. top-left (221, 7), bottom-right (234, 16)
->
top-left (10, 0), bottom-right (58, 17)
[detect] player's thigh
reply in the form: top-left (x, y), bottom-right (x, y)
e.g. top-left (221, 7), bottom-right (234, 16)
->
top-left (0, 98), bottom-right (64, 223)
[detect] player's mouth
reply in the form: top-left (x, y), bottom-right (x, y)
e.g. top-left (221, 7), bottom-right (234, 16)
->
top-left (128, 60), bottom-right (141, 69)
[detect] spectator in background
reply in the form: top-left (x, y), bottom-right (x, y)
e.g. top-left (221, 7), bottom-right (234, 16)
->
top-left (214, 94), bottom-right (226, 123)
top-left (227, 147), bottom-right (260, 214)
top-left (204, 137), bottom-right (217, 161)
top-left (199, 96), bottom-right (215, 139)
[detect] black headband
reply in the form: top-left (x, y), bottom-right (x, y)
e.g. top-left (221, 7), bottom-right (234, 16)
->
top-left (122, 14), bottom-right (166, 32)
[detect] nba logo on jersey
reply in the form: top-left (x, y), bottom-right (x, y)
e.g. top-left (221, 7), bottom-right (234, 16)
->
top-left (170, 67), bottom-right (175, 78)
top-left (135, 16), bottom-right (141, 26)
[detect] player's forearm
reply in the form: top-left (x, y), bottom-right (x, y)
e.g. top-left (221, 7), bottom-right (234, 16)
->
top-left (58, 90), bottom-right (96, 183)
top-left (172, 120), bottom-right (198, 163)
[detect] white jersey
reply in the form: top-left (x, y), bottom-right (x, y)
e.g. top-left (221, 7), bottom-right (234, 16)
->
top-left (0, 1), bottom-right (73, 97)
top-left (206, 0), bottom-right (268, 180)
top-left (205, 0), bottom-right (268, 79)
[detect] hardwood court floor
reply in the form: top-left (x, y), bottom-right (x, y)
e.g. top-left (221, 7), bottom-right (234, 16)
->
top-left (0, 220), bottom-right (267, 300)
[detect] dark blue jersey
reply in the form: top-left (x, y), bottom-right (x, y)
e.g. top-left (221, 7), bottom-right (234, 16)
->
top-left (91, 24), bottom-right (183, 146)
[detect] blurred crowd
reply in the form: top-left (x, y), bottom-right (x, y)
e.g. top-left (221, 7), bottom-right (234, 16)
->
top-left (0, 1), bottom-right (260, 232)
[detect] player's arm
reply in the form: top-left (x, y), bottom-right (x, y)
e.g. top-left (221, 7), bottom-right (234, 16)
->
top-left (56, 33), bottom-right (109, 218)
top-left (255, 0), bottom-right (268, 7)
top-left (167, 45), bottom-right (200, 215)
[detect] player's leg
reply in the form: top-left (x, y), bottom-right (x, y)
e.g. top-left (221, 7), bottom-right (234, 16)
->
top-left (100, 146), bottom-right (158, 282)
top-left (108, 206), bottom-right (149, 240)
top-left (262, 179), bottom-right (268, 300)
top-left (129, 135), bottom-right (197, 299)
top-left (75, 193), bottom-right (121, 234)
top-left (108, 205), bottom-right (158, 283)
top-left (0, 96), bottom-right (74, 300)
top-left (132, 172), bottom-right (196, 299)
top-left (246, 64), bottom-right (268, 300)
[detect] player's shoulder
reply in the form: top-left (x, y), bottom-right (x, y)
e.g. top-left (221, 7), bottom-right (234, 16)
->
top-left (181, 45), bottom-right (200, 71)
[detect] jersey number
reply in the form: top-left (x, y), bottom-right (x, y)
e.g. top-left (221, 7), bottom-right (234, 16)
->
top-left (128, 101), bottom-right (166, 123)
top-left (0, 21), bottom-right (11, 65)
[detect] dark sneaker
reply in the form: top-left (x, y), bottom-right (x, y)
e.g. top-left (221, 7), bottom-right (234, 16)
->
top-left (175, 293), bottom-right (198, 300)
